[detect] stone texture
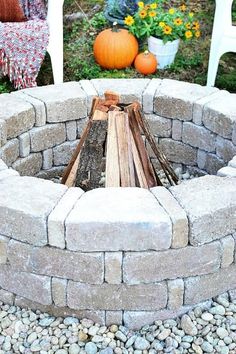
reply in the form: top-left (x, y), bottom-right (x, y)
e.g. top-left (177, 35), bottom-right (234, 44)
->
top-left (30, 124), bottom-right (66, 152)
top-left (217, 166), bottom-right (236, 177)
top-left (123, 242), bottom-right (221, 284)
top-left (52, 277), bottom-right (67, 307)
top-left (0, 235), bottom-right (9, 264)
top-left (0, 138), bottom-right (19, 166)
top-left (12, 153), bottom-right (43, 176)
top-left (0, 176), bottom-right (67, 246)
top-left (12, 91), bottom-right (47, 127)
top-left (197, 149), bottom-right (207, 170)
top-left (168, 279), bottom-right (184, 310)
top-left (229, 289), bottom-right (236, 301)
top-left (203, 93), bottom-right (236, 139)
top-left (105, 311), bottom-right (123, 326)
top-left (14, 296), bottom-right (106, 324)
top-left (43, 149), bottom-right (53, 170)
top-left (105, 252), bottom-right (122, 284)
top-left (67, 281), bottom-right (167, 311)
top-left (48, 187), bottom-right (84, 249)
top-left (185, 264), bottom-right (236, 305)
top-left (53, 140), bottom-right (78, 166)
top-left (77, 118), bottom-right (88, 138)
top-left (0, 265), bottom-right (52, 305)
top-left (192, 90), bottom-right (224, 125)
top-left (145, 114), bottom-right (171, 137)
top-left (143, 79), bottom-right (162, 113)
top-left (19, 132), bottom-right (30, 157)
top-left (91, 79), bottom-right (150, 104)
top-left (66, 188), bottom-right (172, 252)
top-left (123, 307), bottom-right (191, 330)
top-left (220, 235), bottom-right (235, 268)
top-left (170, 176), bottom-right (236, 245)
top-left (151, 187), bottom-right (188, 248)
top-left (66, 121), bottom-right (77, 141)
top-left (216, 136), bottom-right (236, 162)
top-left (0, 119), bottom-right (7, 147)
top-left (159, 139), bottom-right (197, 166)
top-left (80, 79), bottom-right (98, 113)
top-left (0, 288), bottom-right (14, 305)
top-left (22, 82), bottom-right (87, 122)
top-left (172, 119), bottom-right (182, 141)
top-left (205, 154), bottom-right (225, 175)
top-left (182, 122), bottom-right (216, 152)
top-left (0, 93), bottom-right (35, 139)
top-left (154, 79), bottom-right (217, 120)
top-left (8, 240), bottom-right (104, 284)
top-left (233, 123), bottom-right (236, 145)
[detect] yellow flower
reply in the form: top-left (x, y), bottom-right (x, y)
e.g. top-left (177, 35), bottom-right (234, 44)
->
top-left (192, 21), bottom-right (200, 30)
top-left (185, 22), bottom-right (191, 29)
top-left (139, 9), bottom-right (147, 18)
top-left (185, 30), bottom-right (193, 39)
top-left (174, 18), bottom-right (183, 26)
top-left (163, 25), bottom-right (172, 35)
top-left (189, 12), bottom-right (194, 18)
top-left (149, 10), bottom-right (157, 17)
top-left (150, 3), bottom-right (157, 9)
top-left (124, 15), bottom-right (135, 26)
top-left (159, 21), bottom-right (165, 28)
top-left (179, 4), bottom-right (187, 11)
top-left (169, 8), bottom-right (175, 15)
top-left (138, 1), bottom-right (144, 8)
top-left (195, 30), bottom-right (201, 38)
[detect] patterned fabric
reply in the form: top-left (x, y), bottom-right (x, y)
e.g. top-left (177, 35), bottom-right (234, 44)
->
top-left (0, 0), bottom-right (49, 89)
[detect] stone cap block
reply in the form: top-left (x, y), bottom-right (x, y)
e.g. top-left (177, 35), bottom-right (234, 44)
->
top-left (217, 166), bottom-right (236, 177)
top-left (0, 176), bottom-right (67, 246)
top-left (12, 91), bottom-right (47, 127)
top-left (170, 176), bottom-right (236, 245)
top-left (143, 79), bottom-right (162, 113)
top-left (66, 188), bottom-right (172, 252)
top-left (91, 79), bottom-right (150, 104)
top-left (48, 187), bottom-right (84, 249)
top-left (0, 93), bottom-right (35, 139)
top-left (21, 82), bottom-right (87, 123)
top-left (151, 186), bottom-right (188, 248)
top-left (203, 93), bottom-right (236, 139)
top-left (154, 79), bottom-right (217, 120)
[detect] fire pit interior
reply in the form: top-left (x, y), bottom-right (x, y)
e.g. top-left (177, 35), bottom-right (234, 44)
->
top-left (0, 79), bottom-right (236, 328)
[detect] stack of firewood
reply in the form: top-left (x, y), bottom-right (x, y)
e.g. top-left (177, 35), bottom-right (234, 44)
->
top-left (61, 91), bottom-right (178, 190)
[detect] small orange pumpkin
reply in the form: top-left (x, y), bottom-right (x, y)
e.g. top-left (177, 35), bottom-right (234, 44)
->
top-left (93, 22), bottom-right (138, 70)
top-left (134, 51), bottom-right (157, 75)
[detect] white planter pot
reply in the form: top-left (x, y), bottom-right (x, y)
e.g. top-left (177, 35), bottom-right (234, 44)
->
top-left (148, 36), bottom-right (180, 69)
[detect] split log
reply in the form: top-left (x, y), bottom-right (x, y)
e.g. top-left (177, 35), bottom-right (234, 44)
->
top-left (75, 120), bottom-right (108, 191)
top-left (105, 112), bottom-right (120, 187)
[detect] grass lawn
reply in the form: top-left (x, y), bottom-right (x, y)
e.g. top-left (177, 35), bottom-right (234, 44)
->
top-left (0, 0), bottom-right (236, 93)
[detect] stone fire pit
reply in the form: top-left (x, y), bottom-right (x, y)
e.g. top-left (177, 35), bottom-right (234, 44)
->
top-left (0, 79), bottom-right (236, 329)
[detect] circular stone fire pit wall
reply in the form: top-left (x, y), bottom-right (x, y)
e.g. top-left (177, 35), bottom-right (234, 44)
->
top-left (0, 79), bottom-right (236, 329)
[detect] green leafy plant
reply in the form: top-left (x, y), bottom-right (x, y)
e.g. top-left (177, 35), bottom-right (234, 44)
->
top-left (125, 1), bottom-right (201, 43)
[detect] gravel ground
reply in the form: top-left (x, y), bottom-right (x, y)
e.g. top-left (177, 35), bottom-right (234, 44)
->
top-left (0, 294), bottom-right (236, 354)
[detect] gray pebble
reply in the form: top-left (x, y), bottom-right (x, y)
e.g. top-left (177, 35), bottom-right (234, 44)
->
top-left (85, 342), bottom-right (98, 354)
top-left (134, 337), bottom-right (149, 350)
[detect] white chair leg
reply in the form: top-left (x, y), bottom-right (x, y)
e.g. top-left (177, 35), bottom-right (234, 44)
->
top-left (207, 48), bottom-right (222, 87)
top-left (49, 50), bottom-right (64, 84)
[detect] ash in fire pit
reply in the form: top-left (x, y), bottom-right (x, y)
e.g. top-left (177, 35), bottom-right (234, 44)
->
top-left (61, 91), bottom-right (178, 191)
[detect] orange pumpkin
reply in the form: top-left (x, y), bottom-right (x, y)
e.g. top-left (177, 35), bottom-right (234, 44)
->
top-left (93, 23), bottom-right (138, 70)
top-left (134, 51), bottom-right (157, 75)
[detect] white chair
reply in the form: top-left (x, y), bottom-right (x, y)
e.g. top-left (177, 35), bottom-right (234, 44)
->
top-left (207, 0), bottom-right (236, 87)
top-left (47, 0), bottom-right (64, 84)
